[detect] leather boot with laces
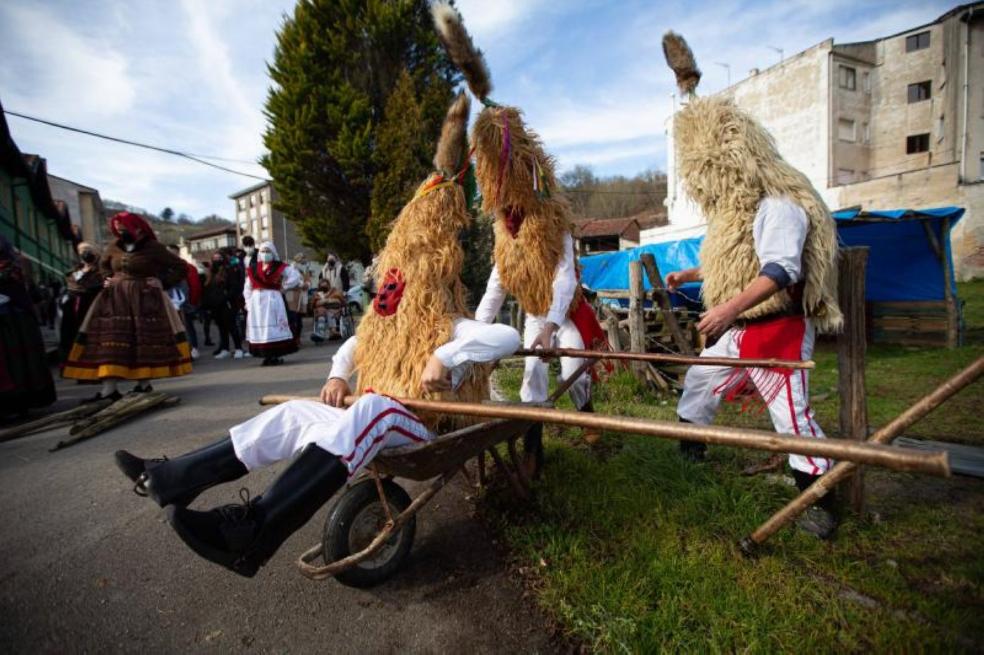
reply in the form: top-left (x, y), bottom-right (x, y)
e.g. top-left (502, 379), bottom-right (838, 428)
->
top-left (115, 436), bottom-right (248, 508)
top-left (167, 444), bottom-right (348, 577)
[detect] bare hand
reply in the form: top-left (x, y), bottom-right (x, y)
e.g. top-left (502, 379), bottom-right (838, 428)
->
top-left (697, 302), bottom-right (739, 338)
top-left (320, 378), bottom-right (350, 407)
top-left (665, 271), bottom-right (685, 291)
top-left (102, 277), bottom-right (115, 288)
top-left (420, 355), bottom-right (451, 393)
top-left (530, 322), bottom-right (558, 360)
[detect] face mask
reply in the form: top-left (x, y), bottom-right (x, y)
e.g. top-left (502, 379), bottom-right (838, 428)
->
top-left (327, 259), bottom-right (336, 268)
top-left (118, 230), bottom-right (134, 244)
top-left (229, 256), bottom-right (240, 265)
top-left (245, 247), bottom-right (255, 255)
top-left (259, 252), bottom-right (274, 263)
top-left (81, 252), bottom-right (96, 263)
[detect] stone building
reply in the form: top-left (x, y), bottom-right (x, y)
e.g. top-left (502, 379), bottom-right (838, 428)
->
top-left (229, 181), bottom-right (302, 260)
top-left (47, 174), bottom-right (105, 245)
top-left (178, 225), bottom-right (238, 268)
top-left (662, 2), bottom-right (984, 279)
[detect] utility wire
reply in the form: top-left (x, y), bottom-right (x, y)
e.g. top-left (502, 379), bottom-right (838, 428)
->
top-left (4, 109), bottom-right (271, 181)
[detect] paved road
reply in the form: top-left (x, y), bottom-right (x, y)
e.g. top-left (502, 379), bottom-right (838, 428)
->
top-left (0, 328), bottom-right (555, 653)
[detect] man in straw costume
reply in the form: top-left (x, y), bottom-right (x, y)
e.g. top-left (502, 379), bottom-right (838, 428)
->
top-left (432, 3), bottom-right (610, 472)
top-left (661, 32), bottom-right (843, 538)
top-left (112, 94), bottom-right (520, 577)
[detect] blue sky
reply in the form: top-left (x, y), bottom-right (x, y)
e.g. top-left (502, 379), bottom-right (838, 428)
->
top-left (0, 0), bottom-right (956, 220)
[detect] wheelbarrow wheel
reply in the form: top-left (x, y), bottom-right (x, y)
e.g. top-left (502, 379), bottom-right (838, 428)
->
top-left (323, 478), bottom-right (415, 588)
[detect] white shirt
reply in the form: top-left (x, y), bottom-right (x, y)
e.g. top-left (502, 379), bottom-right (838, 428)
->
top-left (328, 318), bottom-right (520, 391)
top-left (753, 196), bottom-right (809, 288)
top-left (243, 262), bottom-right (302, 303)
top-left (475, 232), bottom-right (578, 326)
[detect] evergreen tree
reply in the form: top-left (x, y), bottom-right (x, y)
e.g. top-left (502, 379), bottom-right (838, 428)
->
top-left (262, 0), bottom-right (457, 262)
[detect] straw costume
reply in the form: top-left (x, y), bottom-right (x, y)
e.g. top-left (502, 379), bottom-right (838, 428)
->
top-left (113, 94), bottom-right (520, 578)
top-left (433, 3), bottom-right (609, 461)
top-left (63, 212), bottom-right (192, 399)
top-left (663, 32), bottom-right (841, 537)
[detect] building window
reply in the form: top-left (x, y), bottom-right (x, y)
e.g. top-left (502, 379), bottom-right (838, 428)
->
top-left (862, 71), bottom-right (871, 94)
top-left (905, 31), bottom-right (930, 53)
top-left (862, 122), bottom-right (870, 144)
top-left (261, 216), bottom-right (269, 229)
top-left (260, 191), bottom-right (267, 204)
top-left (261, 228), bottom-right (270, 239)
top-left (906, 133), bottom-right (930, 154)
top-left (907, 81), bottom-right (931, 103)
top-left (238, 199), bottom-right (246, 210)
top-left (838, 118), bottom-right (856, 142)
top-left (838, 65), bottom-right (856, 91)
top-left (979, 152), bottom-right (984, 180)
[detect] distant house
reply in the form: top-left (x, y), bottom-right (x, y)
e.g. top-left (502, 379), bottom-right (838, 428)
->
top-left (48, 174), bottom-right (105, 245)
top-left (0, 102), bottom-right (77, 282)
top-left (180, 225), bottom-right (238, 267)
top-left (573, 211), bottom-right (667, 255)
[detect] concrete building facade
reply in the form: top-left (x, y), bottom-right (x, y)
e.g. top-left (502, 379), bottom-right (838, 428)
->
top-left (178, 226), bottom-right (238, 268)
top-left (229, 181), bottom-right (303, 261)
top-left (661, 2), bottom-right (984, 279)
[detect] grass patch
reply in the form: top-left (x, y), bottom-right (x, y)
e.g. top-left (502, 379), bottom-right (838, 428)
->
top-left (482, 280), bottom-right (984, 652)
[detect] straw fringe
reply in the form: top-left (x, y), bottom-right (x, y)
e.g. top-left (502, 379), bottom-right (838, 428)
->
top-left (675, 97), bottom-right (843, 333)
top-left (662, 31), bottom-right (701, 95)
top-left (431, 1), bottom-right (492, 100)
top-left (433, 92), bottom-right (471, 174)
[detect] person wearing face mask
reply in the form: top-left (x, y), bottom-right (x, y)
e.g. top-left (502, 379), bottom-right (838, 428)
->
top-left (284, 252), bottom-right (310, 346)
top-left (201, 251), bottom-right (245, 359)
top-left (59, 242), bottom-right (105, 364)
top-left (319, 254), bottom-right (349, 294)
top-left (241, 236), bottom-right (256, 269)
top-left (63, 212), bottom-right (192, 400)
top-left (244, 241), bottom-right (300, 365)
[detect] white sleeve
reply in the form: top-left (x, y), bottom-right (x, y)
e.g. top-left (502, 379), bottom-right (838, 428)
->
top-left (545, 232), bottom-right (578, 326)
top-left (752, 197), bottom-right (809, 288)
top-left (474, 264), bottom-right (507, 323)
top-left (243, 275), bottom-right (253, 303)
top-left (433, 318), bottom-right (521, 368)
top-left (328, 336), bottom-right (358, 380)
top-left (282, 265), bottom-right (301, 290)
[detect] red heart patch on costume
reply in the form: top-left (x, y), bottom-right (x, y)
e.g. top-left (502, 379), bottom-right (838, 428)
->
top-left (373, 268), bottom-right (405, 317)
top-left (504, 206), bottom-right (525, 238)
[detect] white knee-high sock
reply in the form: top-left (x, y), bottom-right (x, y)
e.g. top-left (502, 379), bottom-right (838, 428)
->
top-left (100, 379), bottom-right (118, 396)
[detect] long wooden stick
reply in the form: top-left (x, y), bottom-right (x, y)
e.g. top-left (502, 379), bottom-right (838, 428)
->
top-left (513, 347), bottom-right (815, 370)
top-left (259, 395), bottom-right (949, 477)
top-left (740, 355), bottom-right (983, 554)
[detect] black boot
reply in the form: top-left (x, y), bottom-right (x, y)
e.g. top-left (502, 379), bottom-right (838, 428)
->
top-left (792, 470), bottom-right (838, 540)
top-left (115, 437), bottom-right (248, 508)
top-left (677, 417), bottom-right (707, 462)
top-left (523, 423), bottom-right (545, 479)
top-left (167, 444), bottom-right (348, 577)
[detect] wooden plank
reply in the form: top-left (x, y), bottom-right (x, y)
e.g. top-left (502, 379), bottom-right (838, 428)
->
top-left (941, 217), bottom-right (959, 349)
top-left (639, 253), bottom-right (695, 356)
top-left (628, 261), bottom-right (647, 381)
top-left (838, 247), bottom-right (869, 515)
top-left (596, 290), bottom-right (632, 300)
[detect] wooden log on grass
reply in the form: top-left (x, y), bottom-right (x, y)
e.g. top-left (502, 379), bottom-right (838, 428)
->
top-left (0, 399), bottom-right (113, 443)
top-left (259, 394), bottom-right (950, 477)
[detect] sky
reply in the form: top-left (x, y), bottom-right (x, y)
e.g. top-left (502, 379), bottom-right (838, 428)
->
top-left (0, 0), bottom-right (957, 221)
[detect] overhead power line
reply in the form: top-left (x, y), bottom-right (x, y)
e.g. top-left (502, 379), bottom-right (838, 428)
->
top-left (3, 109), bottom-right (271, 181)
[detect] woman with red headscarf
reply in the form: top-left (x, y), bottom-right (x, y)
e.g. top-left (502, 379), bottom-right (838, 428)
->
top-left (63, 212), bottom-right (192, 400)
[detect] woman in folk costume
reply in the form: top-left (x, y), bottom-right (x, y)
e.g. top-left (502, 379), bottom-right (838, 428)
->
top-left (0, 235), bottom-right (56, 417)
top-left (112, 94), bottom-right (520, 578)
top-left (432, 3), bottom-right (610, 469)
top-left (63, 212), bottom-right (192, 401)
top-left (59, 241), bottom-right (105, 363)
top-left (243, 241), bottom-right (300, 366)
top-left (660, 33), bottom-right (843, 538)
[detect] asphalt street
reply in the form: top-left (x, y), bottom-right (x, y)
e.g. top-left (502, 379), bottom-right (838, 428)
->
top-left (0, 325), bottom-right (556, 653)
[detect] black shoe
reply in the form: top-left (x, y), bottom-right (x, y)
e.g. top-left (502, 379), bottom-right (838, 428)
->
top-left (128, 437), bottom-right (248, 507)
top-left (792, 470), bottom-right (838, 540)
top-left (679, 440), bottom-right (707, 462)
top-left (523, 424), bottom-right (545, 479)
top-left (132, 383), bottom-right (154, 393)
top-left (167, 445), bottom-right (348, 577)
top-left (80, 390), bottom-right (123, 405)
top-left (114, 450), bottom-right (166, 483)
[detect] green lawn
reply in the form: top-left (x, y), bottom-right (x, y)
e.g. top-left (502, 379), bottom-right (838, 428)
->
top-left (483, 280), bottom-right (984, 653)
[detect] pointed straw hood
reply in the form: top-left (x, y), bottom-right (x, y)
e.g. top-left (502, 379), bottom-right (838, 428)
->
top-left (662, 31), bottom-right (842, 332)
top-left (354, 93), bottom-right (488, 428)
top-left (432, 2), bottom-right (574, 317)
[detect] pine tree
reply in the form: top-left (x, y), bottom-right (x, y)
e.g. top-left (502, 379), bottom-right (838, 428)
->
top-left (262, 0), bottom-right (457, 262)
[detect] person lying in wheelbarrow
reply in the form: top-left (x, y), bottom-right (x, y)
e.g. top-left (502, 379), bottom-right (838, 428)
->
top-left (114, 94), bottom-right (520, 578)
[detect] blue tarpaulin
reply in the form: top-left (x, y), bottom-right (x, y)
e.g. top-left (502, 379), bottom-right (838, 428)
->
top-left (579, 207), bottom-right (964, 305)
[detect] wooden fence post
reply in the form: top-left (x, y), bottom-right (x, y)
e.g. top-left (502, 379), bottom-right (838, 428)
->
top-left (639, 253), bottom-right (695, 356)
top-left (837, 246), bottom-right (869, 515)
top-left (628, 260), bottom-right (647, 381)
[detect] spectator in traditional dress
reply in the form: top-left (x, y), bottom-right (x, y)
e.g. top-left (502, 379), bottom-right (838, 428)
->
top-left (244, 241), bottom-right (300, 365)
top-left (59, 241), bottom-right (104, 363)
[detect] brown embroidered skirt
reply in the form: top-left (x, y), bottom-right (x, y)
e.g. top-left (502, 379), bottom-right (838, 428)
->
top-left (63, 277), bottom-right (193, 381)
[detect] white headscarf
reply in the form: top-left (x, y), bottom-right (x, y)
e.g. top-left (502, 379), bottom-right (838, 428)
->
top-left (258, 240), bottom-right (279, 261)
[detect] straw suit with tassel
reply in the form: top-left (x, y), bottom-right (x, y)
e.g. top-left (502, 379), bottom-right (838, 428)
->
top-left (661, 31), bottom-right (842, 538)
top-left (112, 93), bottom-right (520, 578)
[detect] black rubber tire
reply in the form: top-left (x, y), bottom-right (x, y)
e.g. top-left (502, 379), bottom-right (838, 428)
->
top-left (323, 478), bottom-right (415, 588)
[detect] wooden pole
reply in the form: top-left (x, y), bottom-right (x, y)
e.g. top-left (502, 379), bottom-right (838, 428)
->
top-left (837, 247), bottom-right (869, 515)
top-left (628, 260), bottom-right (646, 380)
top-left (741, 355), bottom-right (983, 554)
top-left (259, 395), bottom-right (950, 477)
top-left (514, 347), bottom-right (814, 370)
top-left (639, 253), bottom-right (695, 356)
top-left (940, 217), bottom-right (959, 349)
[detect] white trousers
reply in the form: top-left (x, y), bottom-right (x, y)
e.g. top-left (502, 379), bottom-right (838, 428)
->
top-left (676, 320), bottom-right (830, 475)
top-left (230, 394), bottom-right (433, 476)
top-left (521, 314), bottom-right (591, 409)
